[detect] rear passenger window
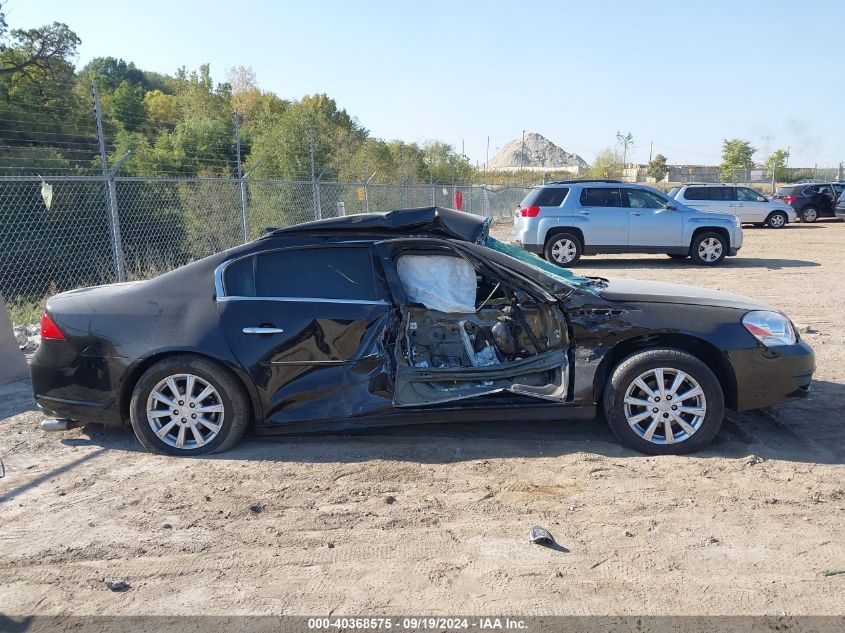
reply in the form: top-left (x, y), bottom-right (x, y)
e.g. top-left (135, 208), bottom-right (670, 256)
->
top-left (521, 187), bottom-right (569, 207)
top-left (716, 187), bottom-right (736, 201)
top-left (249, 247), bottom-right (379, 301)
top-left (223, 256), bottom-right (256, 297)
top-left (580, 188), bottom-right (622, 207)
top-left (683, 187), bottom-right (710, 200)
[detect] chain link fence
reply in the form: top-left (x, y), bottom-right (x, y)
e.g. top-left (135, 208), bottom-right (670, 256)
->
top-left (0, 175), bottom-right (530, 325)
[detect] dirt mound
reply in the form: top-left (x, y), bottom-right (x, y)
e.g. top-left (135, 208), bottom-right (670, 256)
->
top-left (488, 132), bottom-right (588, 171)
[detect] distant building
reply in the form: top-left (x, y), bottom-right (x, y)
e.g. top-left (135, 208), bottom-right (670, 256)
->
top-left (622, 163), bottom-right (720, 183)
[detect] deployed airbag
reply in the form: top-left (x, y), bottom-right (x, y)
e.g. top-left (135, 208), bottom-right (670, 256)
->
top-left (397, 255), bottom-right (476, 313)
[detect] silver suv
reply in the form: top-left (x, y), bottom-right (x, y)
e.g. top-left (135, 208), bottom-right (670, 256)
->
top-left (512, 180), bottom-right (743, 266)
top-left (669, 183), bottom-right (796, 227)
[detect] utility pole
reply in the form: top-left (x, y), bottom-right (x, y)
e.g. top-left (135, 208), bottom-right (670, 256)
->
top-left (648, 141), bottom-right (653, 163)
top-left (486, 135), bottom-right (490, 172)
top-left (93, 81), bottom-right (126, 282)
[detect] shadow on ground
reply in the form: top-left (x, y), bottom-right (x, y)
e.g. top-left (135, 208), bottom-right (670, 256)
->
top-left (38, 378), bottom-right (843, 468)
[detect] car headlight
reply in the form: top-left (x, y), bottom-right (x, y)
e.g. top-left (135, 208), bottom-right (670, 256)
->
top-left (742, 310), bottom-right (796, 346)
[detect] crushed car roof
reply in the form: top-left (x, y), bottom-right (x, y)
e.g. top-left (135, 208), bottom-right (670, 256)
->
top-left (262, 206), bottom-right (490, 244)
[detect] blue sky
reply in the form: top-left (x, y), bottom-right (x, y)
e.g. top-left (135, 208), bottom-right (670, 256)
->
top-left (7, 0), bottom-right (843, 168)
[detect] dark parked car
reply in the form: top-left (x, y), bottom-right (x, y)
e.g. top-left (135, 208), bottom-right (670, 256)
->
top-left (31, 208), bottom-right (815, 456)
top-left (773, 182), bottom-right (843, 222)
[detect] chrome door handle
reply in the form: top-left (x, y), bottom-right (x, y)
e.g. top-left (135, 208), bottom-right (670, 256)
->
top-left (578, 211), bottom-right (591, 215)
top-left (242, 326), bottom-right (284, 335)
top-left (630, 212), bottom-right (642, 216)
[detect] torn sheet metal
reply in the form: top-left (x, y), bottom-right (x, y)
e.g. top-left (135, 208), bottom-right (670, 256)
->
top-left (397, 254), bottom-right (476, 313)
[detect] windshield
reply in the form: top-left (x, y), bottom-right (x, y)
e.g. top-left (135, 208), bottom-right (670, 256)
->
top-left (667, 187), bottom-right (680, 198)
top-left (776, 186), bottom-right (794, 196)
top-left (482, 237), bottom-right (600, 295)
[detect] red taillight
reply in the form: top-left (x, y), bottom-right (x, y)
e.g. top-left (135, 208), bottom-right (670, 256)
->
top-left (783, 196), bottom-right (795, 204)
top-left (520, 206), bottom-right (541, 217)
top-left (40, 312), bottom-right (66, 340)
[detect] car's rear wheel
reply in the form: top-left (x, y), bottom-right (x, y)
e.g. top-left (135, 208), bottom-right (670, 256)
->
top-left (690, 232), bottom-right (727, 265)
top-left (800, 207), bottom-right (818, 222)
top-left (602, 349), bottom-right (724, 455)
top-left (766, 211), bottom-right (788, 228)
top-left (129, 355), bottom-right (249, 456)
top-left (544, 232), bottom-right (582, 267)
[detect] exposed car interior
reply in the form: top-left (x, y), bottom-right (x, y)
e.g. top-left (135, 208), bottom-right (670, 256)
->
top-left (391, 247), bottom-right (569, 406)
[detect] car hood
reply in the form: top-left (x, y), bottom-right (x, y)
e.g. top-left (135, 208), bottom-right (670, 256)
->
top-left (598, 277), bottom-right (773, 311)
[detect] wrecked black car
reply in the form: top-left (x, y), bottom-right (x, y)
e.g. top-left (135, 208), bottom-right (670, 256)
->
top-left (31, 207), bottom-right (815, 456)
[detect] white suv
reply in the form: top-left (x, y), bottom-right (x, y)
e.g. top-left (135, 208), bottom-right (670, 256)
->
top-left (668, 184), bottom-right (796, 228)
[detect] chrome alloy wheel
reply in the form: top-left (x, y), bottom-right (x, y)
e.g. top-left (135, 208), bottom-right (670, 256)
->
top-left (697, 237), bottom-right (723, 262)
top-left (146, 373), bottom-right (224, 449)
top-left (769, 213), bottom-right (785, 228)
top-left (623, 367), bottom-right (707, 445)
top-left (550, 238), bottom-right (578, 263)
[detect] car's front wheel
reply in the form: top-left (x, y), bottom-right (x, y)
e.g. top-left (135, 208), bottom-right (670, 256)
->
top-left (544, 232), bottom-right (582, 267)
top-left (602, 348), bottom-right (724, 455)
top-left (129, 355), bottom-right (250, 455)
top-left (690, 231), bottom-right (727, 265)
top-left (800, 207), bottom-right (818, 222)
top-left (766, 211), bottom-right (788, 228)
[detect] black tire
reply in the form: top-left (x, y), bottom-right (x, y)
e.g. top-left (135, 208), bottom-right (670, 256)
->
top-left (667, 253), bottom-right (688, 260)
top-left (602, 348), bottom-right (724, 455)
top-left (800, 207), bottom-right (818, 223)
top-left (765, 211), bottom-right (788, 228)
top-left (129, 354), bottom-right (250, 456)
top-left (690, 231), bottom-right (727, 266)
top-left (543, 232), bottom-right (582, 267)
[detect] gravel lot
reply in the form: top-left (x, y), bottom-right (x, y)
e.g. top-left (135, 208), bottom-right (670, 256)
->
top-left (1, 220), bottom-right (844, 616)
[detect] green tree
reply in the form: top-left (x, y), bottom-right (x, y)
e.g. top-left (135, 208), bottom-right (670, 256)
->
top-left (589, 148), bottom-right (623, 179)
top-left (647, 153), bottom-right (668, 182)
top-left (765, 149), bottom-right (789, 181)
top-left (720, 139), bottom-right (756, 181)
top-left (111, 80), bottom-right (145, 128)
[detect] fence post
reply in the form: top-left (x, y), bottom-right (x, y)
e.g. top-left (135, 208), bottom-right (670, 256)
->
top-left (93, 82), bottom-right (126, 282)
top-left (234, 113), bottom-right (249, 242)
top-left (308, 128), bottom-right (321, 220)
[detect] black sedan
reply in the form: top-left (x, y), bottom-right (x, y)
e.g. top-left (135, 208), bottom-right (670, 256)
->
top-left (31, 207), bottom-right (815, 456)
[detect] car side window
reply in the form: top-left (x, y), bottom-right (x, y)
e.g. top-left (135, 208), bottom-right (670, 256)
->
top-left (623, 189), bottom-right (666, 209)
top-left (736, 187), bottom-right (761, 202)
top-left (683, 187), bottom-right (709, 201)
top-left (801, 186), bottom-right (814, 196)
top-left (815, 185), bottom-right (833, 196)
top-left (579, 187), bottom-right (621, 207)
top-left (225, 246), bottom-right (380, 301)
top-left (709, 187), bottom-right (736, 201)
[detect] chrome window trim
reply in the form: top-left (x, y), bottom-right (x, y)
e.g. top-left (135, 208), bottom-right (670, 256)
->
top-left (218, 295), bottom-right (389, 305)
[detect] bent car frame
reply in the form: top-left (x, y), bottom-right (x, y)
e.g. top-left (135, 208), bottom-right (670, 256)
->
top-left (31, 207), bottom-right (815, 456)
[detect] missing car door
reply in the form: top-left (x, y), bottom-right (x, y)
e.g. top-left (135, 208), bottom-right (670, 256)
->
top-left (385, 245), bottom-right (570, 407)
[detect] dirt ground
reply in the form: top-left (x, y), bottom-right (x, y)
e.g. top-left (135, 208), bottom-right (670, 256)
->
top-left (1, 220), bottom-right (844, 616)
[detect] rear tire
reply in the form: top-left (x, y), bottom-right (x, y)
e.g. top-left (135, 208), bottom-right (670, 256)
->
top-left (765, 211), bottom-right (788, 228)
top-left (800, 207), bottom-right (818, 222)
top-left (544, 232), bottom-right (582, 267)
top-left (602, 348), bottom-right (724, 455)
top-left (690, 231), bottom-right (728, 266)
top-left (129, 355), bottom-right (250, 456)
